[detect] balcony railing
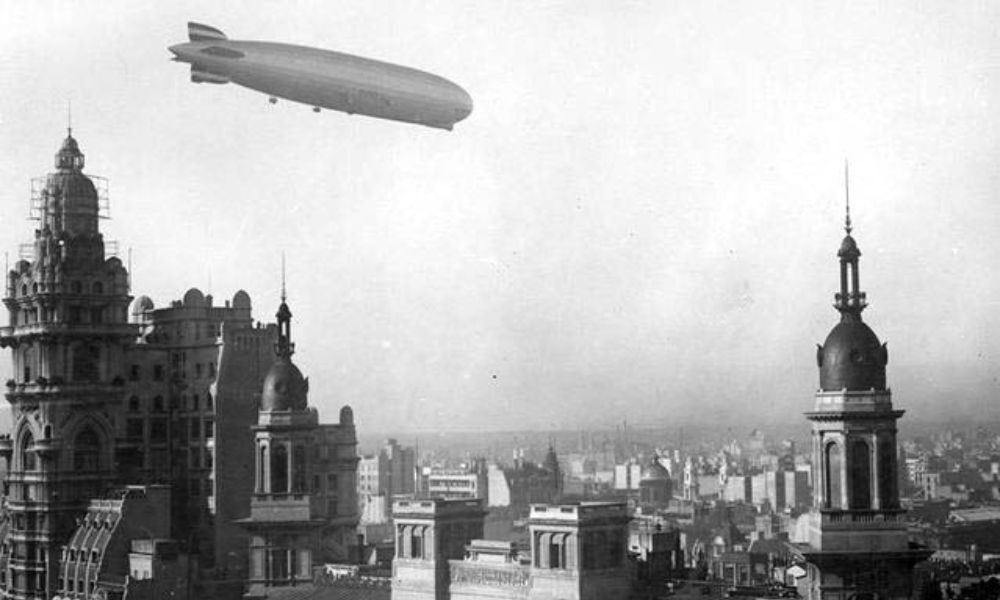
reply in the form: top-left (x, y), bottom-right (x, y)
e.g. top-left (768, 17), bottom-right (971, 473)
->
top-left (819, 509), bottom-right (906, 529)
top-left (449, 561), bottom-right (530, 590)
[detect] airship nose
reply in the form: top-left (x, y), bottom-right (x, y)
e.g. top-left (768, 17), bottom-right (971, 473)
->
top-left (453, 86), bottom-right (474, 122)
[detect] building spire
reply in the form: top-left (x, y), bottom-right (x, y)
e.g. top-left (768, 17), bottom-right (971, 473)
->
top-left (834, 163), bottom-right (865, 318)
top-left (275, 253), bottom-right (294, 359)
top-left (844, 159), bottom-right (852, 235)
top-left (281, 251), bottom-right (286, 303)
top-left (67, 99), bottom-right (72, 137)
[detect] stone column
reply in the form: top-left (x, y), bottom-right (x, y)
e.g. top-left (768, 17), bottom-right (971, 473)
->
top-left (870, 431), bottom-right (881, 510)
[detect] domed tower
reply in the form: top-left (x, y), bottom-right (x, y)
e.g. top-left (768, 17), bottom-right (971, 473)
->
top-left (801, 173), bottom-right (930, 600)
top-left (0, 131), bottom-right (133, 600)
top-left (241, 280), bottom-right (359, 588)
top-left (639, 454), bottom-right (672, 506)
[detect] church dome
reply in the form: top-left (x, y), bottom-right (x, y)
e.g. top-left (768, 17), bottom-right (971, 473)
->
top-left (641, 457), bottom-right (671, 482)
top-left (817, 319), bottom-right (887, 392)
top-left (260, 357), bottom-right (308, 411)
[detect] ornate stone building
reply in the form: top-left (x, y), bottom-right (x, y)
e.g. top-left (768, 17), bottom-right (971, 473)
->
top-left (238, 291), bottom-right (360, 591)
top-left (124, 288), bottom-right (276, 575)
top-left (0, 132), bottom-right (358, 600)
top-left (0, 131), bottom-right (134, 600)
top-left (801, 208), bottom-right (931, 599)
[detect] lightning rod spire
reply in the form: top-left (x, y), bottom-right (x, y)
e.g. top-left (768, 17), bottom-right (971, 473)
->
top-left (844, 159), bottom-right (852, 235)
top-left (281, 252), bottom-right (286, 303)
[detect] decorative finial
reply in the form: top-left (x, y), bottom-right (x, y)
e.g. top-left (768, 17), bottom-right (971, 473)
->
top-left (67, 99), bottom-right (72, 137)
top-left (844, 159), bottom-right (852, 235)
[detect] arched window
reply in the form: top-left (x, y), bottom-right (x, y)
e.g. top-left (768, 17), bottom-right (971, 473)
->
top-left (878, 437), bottom-right (898, 509)
top-left (825, 442), bottom-right (842, 509)
top-left (271, 445), bottom-right (288, 494)
top-left (849, 439), bottom-right (872, 509)
top-left (293, 446), bottom-right (307, 493)
top-left (21, 432), bottom-right (36, 471)
top-left (74, 428), bottom-right (101, 471)
top-left (73, 427), bottom-right (101, 471)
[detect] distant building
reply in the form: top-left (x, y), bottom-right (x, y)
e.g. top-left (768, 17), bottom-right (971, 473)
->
top-left (359, 439), bottom-right (416, 523)
top-left (637, 455), bottom-right (672, 508)
top-left (424, 461), bottom-right (489, 501)
top-left (487, 446), bottom-right (562, 509)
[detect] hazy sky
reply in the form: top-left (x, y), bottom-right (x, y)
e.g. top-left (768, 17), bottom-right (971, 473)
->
top-left (1, 1), bottom-right (998, 433)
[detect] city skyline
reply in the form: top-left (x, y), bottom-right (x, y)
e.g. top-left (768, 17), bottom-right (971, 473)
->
top-left (1, 1), bottom-right (999, 433)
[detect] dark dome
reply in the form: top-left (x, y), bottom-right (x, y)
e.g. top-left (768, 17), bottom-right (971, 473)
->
top-left (838, 234), bottom-right (860, 259)
top-left (817, 319), bottom-right (888, 391)
top-left (47, 171), bottom-right (97, 198)
top-left (260, 358), bottom-right (308, 411)
top-left (55, 134), bottom-right (85, 171)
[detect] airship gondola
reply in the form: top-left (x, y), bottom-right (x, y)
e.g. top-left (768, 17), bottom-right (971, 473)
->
top-left (169, 22), bottom-right (473, 130)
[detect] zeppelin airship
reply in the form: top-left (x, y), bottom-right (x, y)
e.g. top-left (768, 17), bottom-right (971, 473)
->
top-left (168, 22), bottom-right (473, 130)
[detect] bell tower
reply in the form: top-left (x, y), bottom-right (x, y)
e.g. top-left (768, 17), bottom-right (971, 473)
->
top-left (0, 130), bottom-right (134, 599)
top-left (801, 171), bottom-right (930, 600)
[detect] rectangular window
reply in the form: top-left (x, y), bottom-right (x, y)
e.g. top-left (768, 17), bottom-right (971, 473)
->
top-left (204, 419), bottom-right (214, 439)
top-left (204, 447), bottom-right (213, 469)
top-left (195, 363), bottom-right (203, 378)
top-left (129, 364), bottom-right (141, 381)
top-left (190, 478), bottom-right (201, 496)
top-left (208, 362), bottom-right (216, 378)
top-left (189, 417), bottom-right (200, 439)
top-left (153, 365), bottom-right (164, 381)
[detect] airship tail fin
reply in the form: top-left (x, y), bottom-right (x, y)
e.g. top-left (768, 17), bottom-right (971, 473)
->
top-left (188, 22), bottom-right (228, 42)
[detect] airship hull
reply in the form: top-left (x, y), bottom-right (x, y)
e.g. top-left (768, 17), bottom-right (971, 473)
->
top-left (170, 29), bottom-right (472, 130)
